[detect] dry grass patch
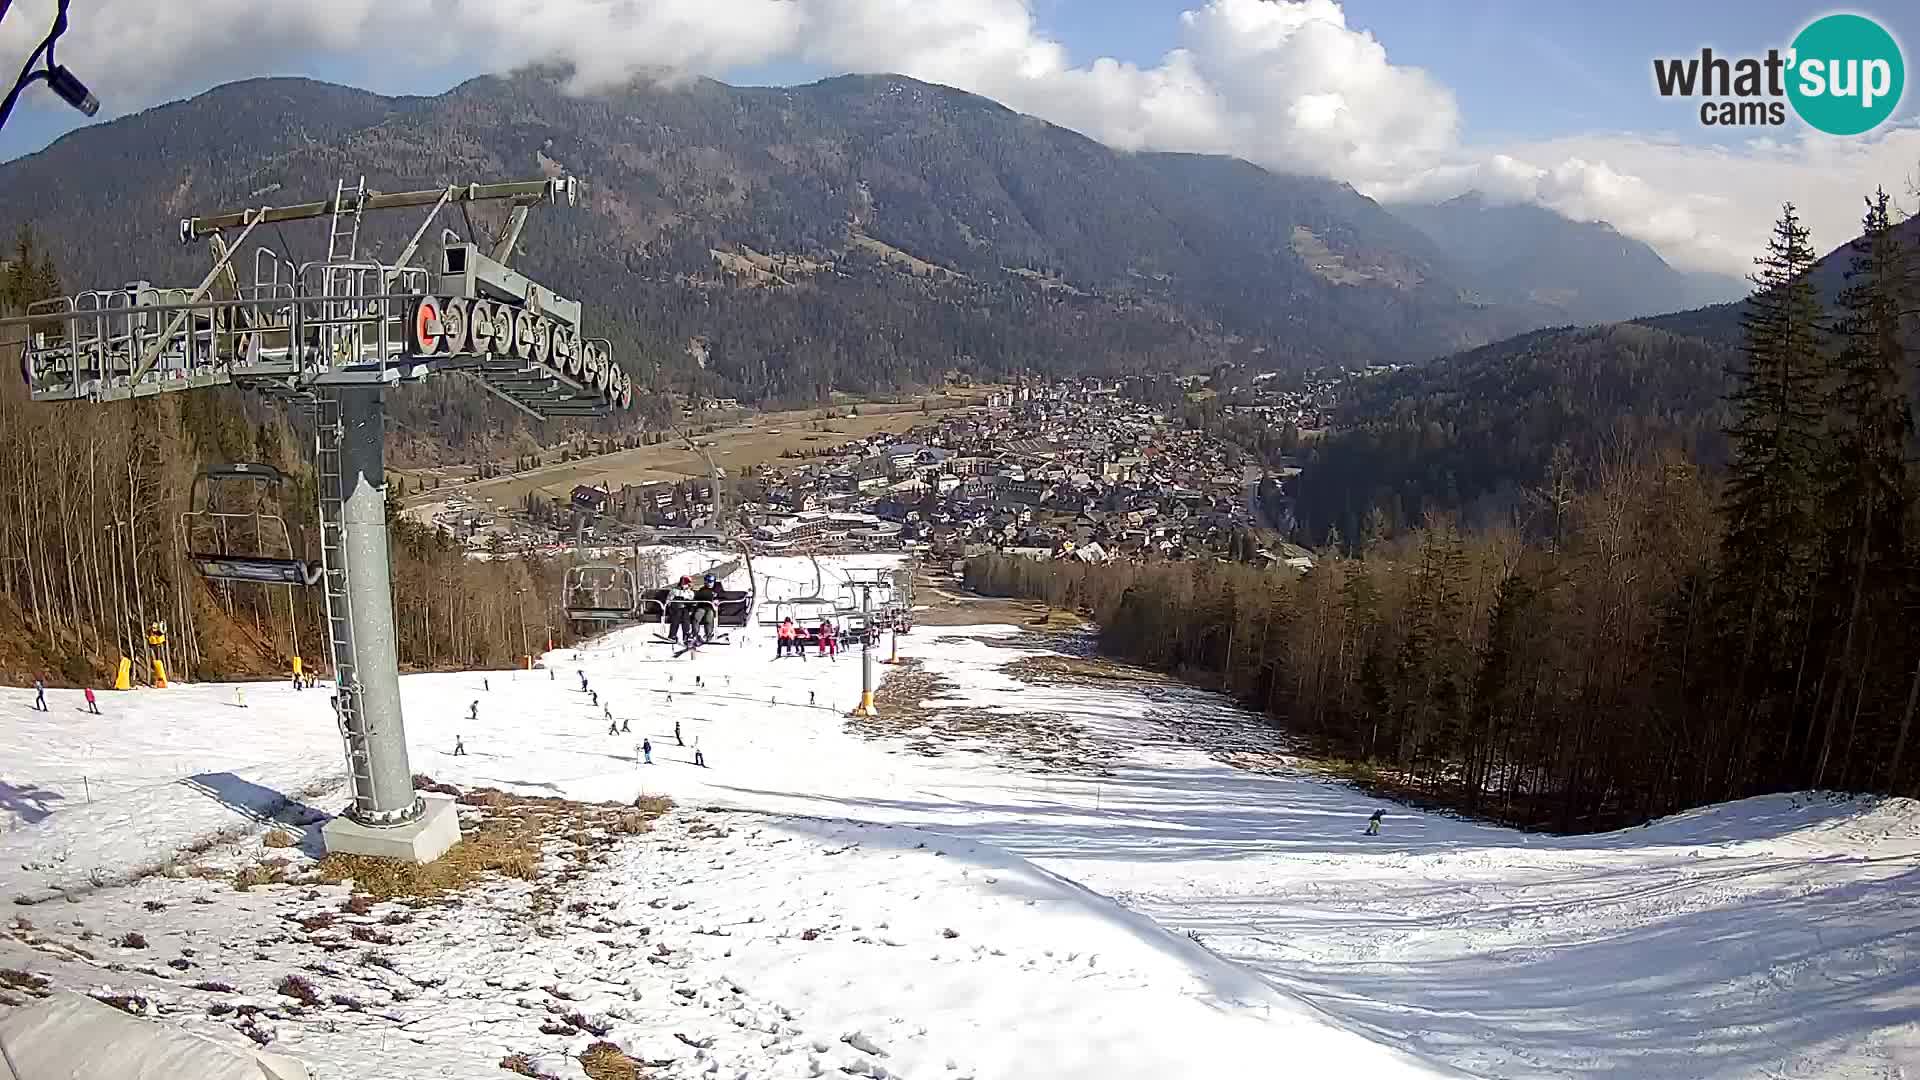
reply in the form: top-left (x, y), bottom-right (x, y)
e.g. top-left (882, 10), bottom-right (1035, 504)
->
top-left (1003, 653), bottom-right (1162, 685)
top-left (850, 657), bottom-right (1109, 773)
top-left (275, 973), bottom-right (322, 1007)
top-left (580, 1041), bottom-right (642, 1080)
top-left (262, 829), bottom-right (298, 849)
top-left (233, 859), bottom-right (289, 891)
top-left (0, 968), bottom-right (50, 998)
top-left (500, 1052), bottom-right (554, 1078)
top-left (316, 787), bottom-right (674, 906)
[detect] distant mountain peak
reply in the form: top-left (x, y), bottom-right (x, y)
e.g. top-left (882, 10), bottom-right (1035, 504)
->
top-left (1392, 194), bottom-right (1743, 323)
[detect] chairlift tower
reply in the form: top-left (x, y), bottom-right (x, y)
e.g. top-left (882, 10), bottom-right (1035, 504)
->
top-left (839, 570), bottom-right (896, 717)
top-left (3, 175), bottom-right (631, 863)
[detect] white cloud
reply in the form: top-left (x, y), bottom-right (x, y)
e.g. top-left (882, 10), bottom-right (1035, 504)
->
top-left (1369, 126), bottom-right (1920, 274)
top-left (5, 0), bottom-right (1915, 275)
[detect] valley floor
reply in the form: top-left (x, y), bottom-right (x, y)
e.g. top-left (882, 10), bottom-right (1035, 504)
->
top-left (1, 552), bottom-right (1916, 1078)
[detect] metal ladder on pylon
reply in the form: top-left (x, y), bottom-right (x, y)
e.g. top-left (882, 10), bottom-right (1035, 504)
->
top-left (322, 176), bottom-right (366, 371)
top-left (313, 395), bottom-right (377, 817)
top-left (326, 176), bottom-right (365, 263)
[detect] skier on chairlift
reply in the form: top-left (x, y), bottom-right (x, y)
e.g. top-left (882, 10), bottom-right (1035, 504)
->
top-left (667, 576), bottom-right (697, 644)
top-left (693, 574), bottom-right (721, 645)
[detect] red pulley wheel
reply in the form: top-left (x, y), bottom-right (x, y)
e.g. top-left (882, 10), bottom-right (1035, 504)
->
top-left (413, 297), bottom-right (444, 355)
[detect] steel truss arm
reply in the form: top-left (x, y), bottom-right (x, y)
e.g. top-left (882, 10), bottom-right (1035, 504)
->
top-left (180, 178), bottom-right (578, 242)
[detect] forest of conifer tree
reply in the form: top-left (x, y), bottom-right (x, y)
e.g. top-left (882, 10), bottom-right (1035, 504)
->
top-left (968, 193), bottom-right (1920, 831)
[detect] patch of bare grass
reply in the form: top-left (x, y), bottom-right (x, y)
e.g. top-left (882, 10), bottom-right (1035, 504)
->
top-left (0, 968), bottom-right (50, 998)
top-left (580, 1041), bottom-right (641, 1080)
top-left (233, 859), bottom-right (289, 891)
top-left (500, 1052), bottom-right (555, 1078)
top-left (90, 991), bottom-right (150, 1015)
top-left (631, 794), bottom-right (672, 816)
top-left (315, 788), bottom-right (674, 906)
top-left (262, 830), bottom-right (298, 849)
top-left (851, 657), bottom-right (1109, 773)
top-left (412, 773), bottom-right (462, 797)
top-left (275, 973), bottom-right (322, 1007)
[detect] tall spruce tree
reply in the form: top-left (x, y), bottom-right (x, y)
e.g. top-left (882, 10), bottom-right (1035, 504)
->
top-left (1818, 191), bottom-right (1917, 789)
top-left (1716, 204), bottom-right (1827, 777)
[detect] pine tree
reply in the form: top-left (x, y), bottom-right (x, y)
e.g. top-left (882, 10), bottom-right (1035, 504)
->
top-left (1716, 203), bottom-right (1827, 768)
top-left (1468, 570), bottom-right (1537, 809)
top-left (1813, 190), bottom-right (1914, 788)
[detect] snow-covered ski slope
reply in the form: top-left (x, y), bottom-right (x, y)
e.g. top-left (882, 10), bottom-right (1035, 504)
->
top-left (1, 550), bottom-right (1917, 1078)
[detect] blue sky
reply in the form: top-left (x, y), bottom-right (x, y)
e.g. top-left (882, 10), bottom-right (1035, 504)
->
top-left (2, 1), bottom-right (1917, 273)
top-left (722, 1), bottom-right (1920, 141)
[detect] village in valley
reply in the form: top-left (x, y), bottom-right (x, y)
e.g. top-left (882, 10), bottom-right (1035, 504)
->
top-left (420, 373), bottom-right (1335, 572)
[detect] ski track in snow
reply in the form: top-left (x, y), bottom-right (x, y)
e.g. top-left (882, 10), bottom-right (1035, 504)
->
top-left (0, 550), bottom-right (1917, 1078)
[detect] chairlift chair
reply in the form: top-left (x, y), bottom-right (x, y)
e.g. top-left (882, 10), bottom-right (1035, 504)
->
top-left (563, 563), bottom-right (638, 625)
top-left (178, 464), bottom-right (323, 586)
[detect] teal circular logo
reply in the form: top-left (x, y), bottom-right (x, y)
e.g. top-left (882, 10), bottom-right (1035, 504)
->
top-left (1788, 14), bottom-right (1904, 135)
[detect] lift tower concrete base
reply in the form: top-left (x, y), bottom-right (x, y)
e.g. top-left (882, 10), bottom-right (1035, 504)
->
top-left (6, 175), bottom-right (631, 863)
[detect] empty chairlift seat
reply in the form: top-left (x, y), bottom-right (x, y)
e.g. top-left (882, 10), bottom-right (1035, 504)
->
top-left (178, 464), bottom-right (324, 586)
top-left (563, 564), bottom-right (638, 623)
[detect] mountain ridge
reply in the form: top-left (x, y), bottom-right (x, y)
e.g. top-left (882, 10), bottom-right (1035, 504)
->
top-left (1387, 190), bottom-right (1749, 326)
top-left (0, 70), bottom-right (1701, 411)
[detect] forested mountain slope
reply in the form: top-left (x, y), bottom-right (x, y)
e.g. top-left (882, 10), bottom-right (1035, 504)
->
top-left (0, 70), bottom-right (1566, 411)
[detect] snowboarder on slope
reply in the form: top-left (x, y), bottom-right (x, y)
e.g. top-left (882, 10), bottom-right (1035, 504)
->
top-left (83, 687), bottom-right (98, 715)
top-left (469, 701), bottom-right (479, 722)
top-left (32, 678), bottom-right (45, 712)
top-left (454, 735), bottom-right (467, 757)
top-left (642, 739), bottom-right (653, 764)
top-left (674, 720), bottom-right (683, 746)
top-left (1365, 809), bottom-right (1384, 836)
